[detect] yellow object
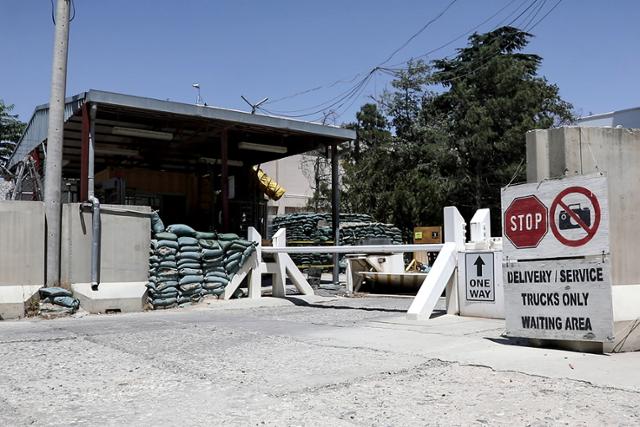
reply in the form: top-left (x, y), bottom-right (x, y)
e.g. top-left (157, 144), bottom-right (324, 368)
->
top-left (253, 166), bottom-right (286, 201)
top-left (414, 231), bottom-right (423, 240)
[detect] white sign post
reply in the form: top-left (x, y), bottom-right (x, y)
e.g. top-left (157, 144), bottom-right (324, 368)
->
top-left (465, 252), bottom-right (495, 302)
top-left (501, 174), bottom-right (613, 343)
top-left (504, 258), bottom-right (614, 341)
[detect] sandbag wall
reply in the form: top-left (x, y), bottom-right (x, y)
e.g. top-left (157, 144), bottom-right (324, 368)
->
top-left (270, 212), bottom-right (403, 269)
top-left (146, 213), bottom-right (256, 310)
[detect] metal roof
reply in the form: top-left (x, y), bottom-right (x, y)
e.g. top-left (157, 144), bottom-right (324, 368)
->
top-left (9, 90), bottom-right (356, 170)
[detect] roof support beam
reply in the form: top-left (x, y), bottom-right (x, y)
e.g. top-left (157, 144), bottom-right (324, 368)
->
top-left (221, 128), bottom-right (229, 231)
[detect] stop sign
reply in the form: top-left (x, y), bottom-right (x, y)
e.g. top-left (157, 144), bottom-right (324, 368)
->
top-left (504, 195), bottom-right (548, 248)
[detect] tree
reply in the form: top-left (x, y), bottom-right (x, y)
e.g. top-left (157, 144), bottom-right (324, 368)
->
top-left (0, 100), bottom-right (26, 160)
top-left (341, 26), bottom-right (574, 236)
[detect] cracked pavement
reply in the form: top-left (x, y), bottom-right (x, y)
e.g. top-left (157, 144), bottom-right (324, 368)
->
top-left (0, 296), bottom-right (638, 426)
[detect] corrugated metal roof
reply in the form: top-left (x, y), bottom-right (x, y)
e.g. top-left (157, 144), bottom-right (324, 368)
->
top-left (9, 90), bottom-right (356, 169)
top-left (8, 93), bottom-right (85, 167)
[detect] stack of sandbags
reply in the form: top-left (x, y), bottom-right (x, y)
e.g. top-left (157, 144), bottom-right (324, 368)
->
top-left (147, 231), bottom-right (180, 309)
top-left (340, 223), bottom-right (403, 245)
top-left (200, 234), bottom-right (228, 297)
top-left (168, 224), bottom-right (204, 305)
top-left (219, 234), bottom-right (256, 280)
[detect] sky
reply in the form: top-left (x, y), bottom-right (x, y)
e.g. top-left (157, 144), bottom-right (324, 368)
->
top-left (1, 0), bottom-right (639, 125)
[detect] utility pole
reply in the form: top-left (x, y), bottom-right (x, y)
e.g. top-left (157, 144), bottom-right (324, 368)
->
top-left (44, 0), bottom-right (71, 287)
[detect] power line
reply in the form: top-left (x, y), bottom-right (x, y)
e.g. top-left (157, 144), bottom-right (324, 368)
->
top-left (378, 0), bottom-right (460, 66)
top-left (527, 0), bottom-right (563, 30)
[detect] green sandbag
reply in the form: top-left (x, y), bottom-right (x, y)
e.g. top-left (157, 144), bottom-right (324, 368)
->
top-left (178, 245), bottom-right (200, 253)
top-left (152, 297), bottom-right (177, 307)
top-left (218, 233), bottom-right (240, 241)
top-left (157, 247), bottom-right (177, 256)
top-left (179, 268), bottom-right (202, 276)
top-left (179, 282), bottom-right (202, 292)
top-left (151, 211), bottom-right (165, 234)
top-left (156, 281), bottom-right (178, 292)
top-left (203, 281), bottom-right (225, 290)
top-left (177, 252), bottom-right (202, 261)
top-left (195, 231), bottom-right (217, 240)
top-left (159, 261), bottom-right (177, 268)
top-left (178, 262), bottom-right (202, 270)
top-left (225, 259), bottom-right (240, 273)
top-left (205, 270), bottom-right (228, 279)
top-left (201, 248), bottom-right (224, 258)
top-left (155, 232), bottom-right (178, 241)
top-left (179, 275), bottom-right (204, 286)
top-left (199, 239), bottom-right (221, 250)
top-left (157, 240), bottom-right (179, 250)
top-left (226, 252), bottom-right (242, 263)
top-left (166, 224), bottom-right (196, 237)
top-left (177, 236), bottom-right (199, 247)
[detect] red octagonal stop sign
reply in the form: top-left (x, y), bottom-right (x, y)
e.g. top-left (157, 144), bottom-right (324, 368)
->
top-left (504, 195), bottom-right (548, 249)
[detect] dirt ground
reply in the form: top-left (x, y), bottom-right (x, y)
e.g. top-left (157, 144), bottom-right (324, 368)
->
top-left (0, 296), bottom-right (638, 426)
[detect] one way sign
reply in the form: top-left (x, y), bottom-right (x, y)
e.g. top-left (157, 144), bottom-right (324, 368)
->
top-left (465, 252), bottom-right (495, 302)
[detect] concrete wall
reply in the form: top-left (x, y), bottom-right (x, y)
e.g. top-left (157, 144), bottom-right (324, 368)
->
top-left (0, 201), bottom-right (45, 286)
top-left (61, 203), bottom-right (151, 285)
top-left (526, 127), bottom-right (640, 286)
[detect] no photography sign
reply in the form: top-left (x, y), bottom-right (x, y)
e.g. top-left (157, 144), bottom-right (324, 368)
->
top-left (501, 174), bottom-right (609, 260)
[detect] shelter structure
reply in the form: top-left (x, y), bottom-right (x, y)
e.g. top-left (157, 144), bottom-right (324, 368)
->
top-left (9, 90), bottom-right (355, 234)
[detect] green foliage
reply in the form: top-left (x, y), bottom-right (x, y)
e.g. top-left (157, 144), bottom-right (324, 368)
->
top-left (0, 100), bottom-right (26, 158)
top-left (342, 26), bottom-right (574, 235)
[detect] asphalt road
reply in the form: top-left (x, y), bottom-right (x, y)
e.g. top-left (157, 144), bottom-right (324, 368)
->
top-left (0, 296), bottom-right (638, 426)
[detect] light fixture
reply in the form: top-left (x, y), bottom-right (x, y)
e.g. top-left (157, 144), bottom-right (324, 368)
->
top-left (238, 141), bottom-right (287, 154)
top-left (112, 126), bottom-right (173, 141)
top-left (95, 147), bottom-right (140, 157)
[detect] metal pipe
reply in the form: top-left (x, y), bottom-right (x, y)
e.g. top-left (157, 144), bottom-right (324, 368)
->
top-left (82, 196), bottom-right (101, 291)
top-left (331, 143), bottom-right (340, 285)
top-left (262, 243), bottom-right (444, 254)
top-left (88, 104), bottom-right (97, 198)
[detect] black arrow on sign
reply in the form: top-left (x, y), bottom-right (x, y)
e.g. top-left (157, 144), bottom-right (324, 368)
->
top-left (474, 256), bottom-right (485, 276)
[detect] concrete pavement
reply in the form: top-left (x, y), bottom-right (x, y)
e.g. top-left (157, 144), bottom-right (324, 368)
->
top-left (0, 295), bottom-right (638, 425)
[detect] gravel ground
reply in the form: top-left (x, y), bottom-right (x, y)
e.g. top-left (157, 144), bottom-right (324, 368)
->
top-left (0, 296), bottom-right (638, 426)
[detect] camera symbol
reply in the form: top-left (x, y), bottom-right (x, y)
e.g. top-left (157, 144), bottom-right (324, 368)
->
top-left (558, 203), bottom-right (591, 230)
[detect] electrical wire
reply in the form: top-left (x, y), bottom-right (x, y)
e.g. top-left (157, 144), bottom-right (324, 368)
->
top-left (261, 0), bottom-right (563, 120)
top-left (377, 0), bottom-right (460, 67)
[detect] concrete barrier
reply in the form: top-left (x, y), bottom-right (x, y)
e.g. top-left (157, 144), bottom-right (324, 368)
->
top-left (61, 203), bottom-right (151, 313)
top-left (0, 201), bottom-right (45, 319)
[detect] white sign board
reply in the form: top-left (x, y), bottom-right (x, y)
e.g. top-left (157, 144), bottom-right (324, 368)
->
top-left (501, 174), bottom-right (609, 260)
top-left (465, 252), bottom-right (495, 302)
top-left (504, 257), bottom-right (614, 342)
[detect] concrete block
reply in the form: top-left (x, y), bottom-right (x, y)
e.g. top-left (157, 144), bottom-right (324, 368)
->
top-left (0, 285), bottom-right (41, 319)
top-left (71, 282), bottom-right (147, 313)
top-left (61, 203), bottom-right (151, 285)
top-left (0, 201), bottom-right (45, 287)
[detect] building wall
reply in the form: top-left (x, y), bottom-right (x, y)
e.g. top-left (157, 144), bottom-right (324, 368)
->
top-left (526, 127), bottom-right (640, 286)
top-left (576, 107), bottom-right (640, 128)
top-left (261, 154), bottom-right (326, 216)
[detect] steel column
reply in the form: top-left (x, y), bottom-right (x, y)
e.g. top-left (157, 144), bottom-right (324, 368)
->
top-left (331, 142), bottom-right (340, 285)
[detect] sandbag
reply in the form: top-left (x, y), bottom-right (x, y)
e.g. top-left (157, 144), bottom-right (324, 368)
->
top-left (157, 240), bottom-right (179, 250)
top-left (179, 275), bottom-right (204, 286)
top-left (202, 281), bottom-right (225, 290)
top-left (156, 281), bottom-right (178, 292)
top-left (155, 232), bottom-right (178, 241)
top-left (225, 260), bottom-right (240, 273)
top-left (204, 270), bottom-right (228, 279)
top-left (153, 297), bottom-right (177, 307)
top-left (151, 211), bottom-right (165, 234)
top-left (218, 233), bottom-right (240, 241)
top-left (179, 268), bottom-right (202, 276)
top-left (176, 262), bottom-right (202, 270)
top-left (159, 261), bottom-right (178, 268)
top-left (226, 252), bottom-right (242, 263)
top-left (177, 236), bottom-right (199, 247)
top-left (199, 239), bottom-right (220, 250)
top-left (51, 296), bottom-right (80, 310)
top-left (179, 282), bottom-right (202, 293)
top-left (39, 287), bottom-right (72, 299)
top-left (177, 252), bottom-right (202, 261)
top-left (157, 247), bottom-right (177, 256)
top-left (195, 231), bottom-right (217, 240)
top-left (166, 224), bottom-right (196, 237)
top-left (201, 248), bottom-right (224, 258)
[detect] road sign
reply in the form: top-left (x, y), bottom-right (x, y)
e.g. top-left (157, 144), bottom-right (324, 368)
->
top-left (501, 174), bottom-right (609, 260)
top-left (503, 257), bottom-right (613, 342)
top-left (549, 186), bottom-right (601, 247)
top-left (504, 195), bottom-right (548, 249)
top-left (465, 252), bottom-right (495, 302)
